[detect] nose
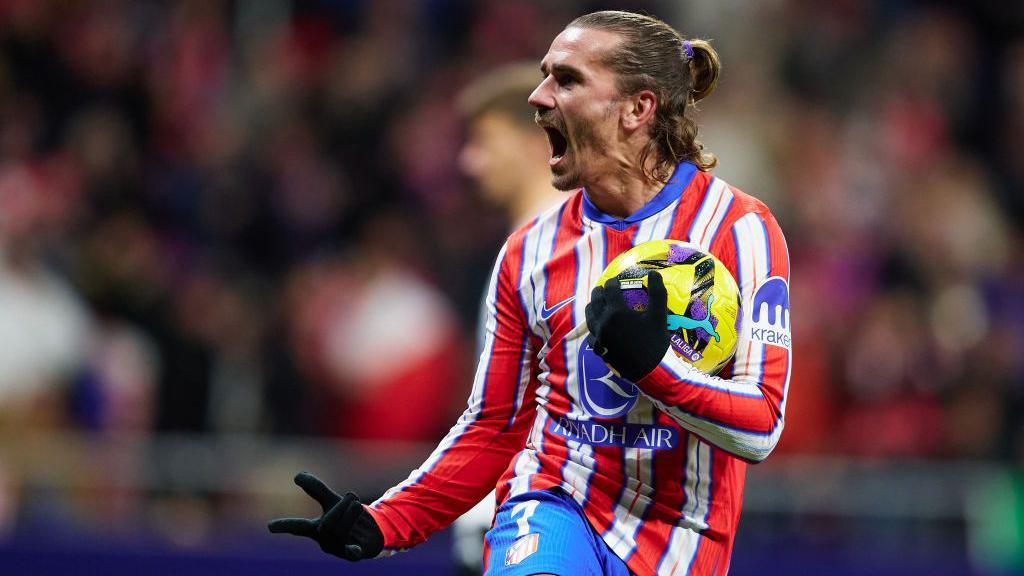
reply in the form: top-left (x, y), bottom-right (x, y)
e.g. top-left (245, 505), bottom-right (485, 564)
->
top-left (528, 76), bottom-right (555, 111)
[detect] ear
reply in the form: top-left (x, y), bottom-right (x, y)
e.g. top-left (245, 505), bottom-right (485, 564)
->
top-left (621, 89), bottom-right (658, 132)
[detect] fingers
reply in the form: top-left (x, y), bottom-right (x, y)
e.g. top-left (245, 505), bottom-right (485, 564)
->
top-left (603, 276), bottom-right (624, 302)
top-left (319, 493), bottom-right (367, 560)
top-left (320, 492), bottom-right (361, 537)
top-left (344, 544), bottom-right (364, 560)
top-left (645, 271), bottom-right (668, 315)
top-left (589, 284), bottom-right (605, 310)
top-left (586, 333), bottom-right (608, 358)
top-left (586, 284), bottom-right (606, 338)
top-left (585, 299), bottom-right (599, 334)
top-left (294, 471), bottom-right (341, 511)
top-left (268, 517), bottom-right (318, 538)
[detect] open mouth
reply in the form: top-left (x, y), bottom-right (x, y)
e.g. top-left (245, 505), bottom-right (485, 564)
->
top-left (544, 126), bottom-right (569, 164)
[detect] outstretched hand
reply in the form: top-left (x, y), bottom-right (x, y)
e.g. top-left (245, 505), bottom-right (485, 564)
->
top-left (268, 471), bottom-right (384, 561)
top-left (585, 271), bottom-right (671, 382)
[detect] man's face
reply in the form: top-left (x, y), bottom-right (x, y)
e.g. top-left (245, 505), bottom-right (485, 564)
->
top-left (529, 27), bottom-right (625, 191)
top-left (458, 112), bottom-right (546, 207)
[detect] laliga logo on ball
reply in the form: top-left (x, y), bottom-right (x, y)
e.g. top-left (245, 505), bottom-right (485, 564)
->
top-left (750, 276), bottom-right (790, 349)
top-left (577, 343), bottom-right (638, 419)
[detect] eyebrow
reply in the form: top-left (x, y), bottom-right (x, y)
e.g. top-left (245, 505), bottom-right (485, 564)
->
top-left (540, 62), bottom-right (584, 78)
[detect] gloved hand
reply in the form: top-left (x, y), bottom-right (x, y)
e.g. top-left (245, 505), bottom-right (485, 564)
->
top-left (585, 271), bottom-right (670, 382)
top-left (268, 471), bottom-right (384, 561)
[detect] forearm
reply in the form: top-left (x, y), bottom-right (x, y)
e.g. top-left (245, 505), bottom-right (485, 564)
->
top-left (636, 348), bottom-right (787, 462)
top-left (368, 415), bottom-right (531, 551)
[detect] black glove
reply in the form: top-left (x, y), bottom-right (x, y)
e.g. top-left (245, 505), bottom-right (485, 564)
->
top-left (268, 471), bottom-right (384, 561)
top-left (585, 270), bottom-right (670, 382)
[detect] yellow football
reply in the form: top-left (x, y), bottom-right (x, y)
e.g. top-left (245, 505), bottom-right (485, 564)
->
top-left (596, 239), bottom-right (741, 375)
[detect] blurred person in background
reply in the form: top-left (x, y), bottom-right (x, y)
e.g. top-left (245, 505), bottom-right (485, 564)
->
top-left (270, 10), bottom-right (791, 576)
top-left (458, 62), bottom-right (567, 234)
top-left (281, 207), bottom-right (466, 445)
top-left (0, 163), bottom-right (89, 431)
top-left (0, 154), bottom-right (92, 533)
top-left (451, 61), bottom-right (565, 575)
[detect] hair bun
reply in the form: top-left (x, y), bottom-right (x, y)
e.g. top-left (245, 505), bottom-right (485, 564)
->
top-left (686, 39), bottom-right (721, 103)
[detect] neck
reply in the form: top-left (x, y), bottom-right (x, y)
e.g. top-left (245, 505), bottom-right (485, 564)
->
top-left (584, 156), bottom-right (667, 219)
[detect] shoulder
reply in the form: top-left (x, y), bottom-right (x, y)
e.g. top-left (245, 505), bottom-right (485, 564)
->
top-left (705, 177), bottom-right (788, 271)
top-left (713, 177), bottom-right (784, 238)
top-left (717, 179), bottom-right (776, 223)
top-left (711, 178), bottom-right (790, 282)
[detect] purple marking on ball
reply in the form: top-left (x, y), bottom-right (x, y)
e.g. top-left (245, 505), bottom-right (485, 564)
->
top-left (623, 287), bottom-right (649, 311)
top-left (685, 296), bottom-right (719, 343)
top-left (667, 244), bottom-right (699, 264)
top-left (688, 297), bottom-right (708, 319)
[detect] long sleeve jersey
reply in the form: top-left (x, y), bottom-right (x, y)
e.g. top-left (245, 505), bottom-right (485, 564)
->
top-left (367, 161), bottom-right (792, 576)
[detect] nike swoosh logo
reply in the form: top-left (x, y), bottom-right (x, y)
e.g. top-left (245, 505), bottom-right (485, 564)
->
top-left (539, 296), bottom-right (575, 321)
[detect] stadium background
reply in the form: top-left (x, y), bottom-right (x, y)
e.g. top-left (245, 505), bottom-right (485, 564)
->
top-left (0, 0), bottom-right (1021, 574)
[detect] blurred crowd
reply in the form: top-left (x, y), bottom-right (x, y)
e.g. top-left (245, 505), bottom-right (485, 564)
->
top-left (0, 0), bottom-right (1022, 521)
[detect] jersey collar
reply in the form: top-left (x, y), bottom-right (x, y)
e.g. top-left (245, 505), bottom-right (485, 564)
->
top-left (581, 161), bottom-right (698, 230)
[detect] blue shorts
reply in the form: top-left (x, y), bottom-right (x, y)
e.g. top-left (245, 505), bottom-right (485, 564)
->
top-left (483, 489), bottom-right (631, 576)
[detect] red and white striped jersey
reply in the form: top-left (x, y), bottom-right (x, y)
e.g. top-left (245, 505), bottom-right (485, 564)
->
top-left (367, 162), bottom-right (792, 576)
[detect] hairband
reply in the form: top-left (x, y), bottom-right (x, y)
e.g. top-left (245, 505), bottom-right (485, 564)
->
top-left (683, 40), bottom-right (694, 59)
